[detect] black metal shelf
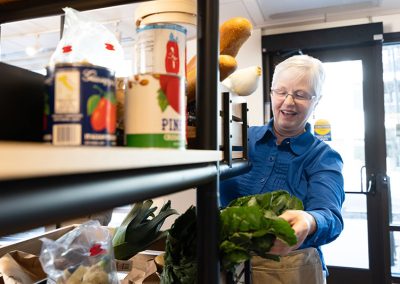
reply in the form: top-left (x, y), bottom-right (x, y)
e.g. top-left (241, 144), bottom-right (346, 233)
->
top-left (0, 0), bottom-right (146, 24)
top-left (0, 163), bottom-right (218, 236)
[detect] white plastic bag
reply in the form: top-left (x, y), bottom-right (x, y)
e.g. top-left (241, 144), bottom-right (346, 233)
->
top-left (49, 7), bottom-right (124, 71)
top-left (39, 220), bottom-right (119, 284)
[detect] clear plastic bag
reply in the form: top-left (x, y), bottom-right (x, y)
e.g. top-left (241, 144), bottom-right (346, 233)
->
top-left (39, 220), bottom-right (119, 284)
top-left (49, 7), bottom-right (124, 71)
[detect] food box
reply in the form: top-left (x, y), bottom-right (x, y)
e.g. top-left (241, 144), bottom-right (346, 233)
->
top-left (0, 225), bottom-right (167, 284)
top-left (0, 225), bottom-right (77, 284)
top-left (0, 225), bottom-right (77, 258)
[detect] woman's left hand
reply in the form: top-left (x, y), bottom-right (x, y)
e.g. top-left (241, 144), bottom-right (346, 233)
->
top-left (269, 210), bottom-right (316, 256)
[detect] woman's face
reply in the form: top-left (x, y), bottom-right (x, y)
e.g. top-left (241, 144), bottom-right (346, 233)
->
top-left (271, 68), bottom-right (317, 138)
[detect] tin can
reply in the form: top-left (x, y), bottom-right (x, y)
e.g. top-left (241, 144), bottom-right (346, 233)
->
top-left (116, 77), bottom-right (127, 146)
top-left (125, 73), bottom-right (185, 149)
top-left (135, 23), bottom-right (187, 77)
top-left (43, 63), bottom-right (117, 146)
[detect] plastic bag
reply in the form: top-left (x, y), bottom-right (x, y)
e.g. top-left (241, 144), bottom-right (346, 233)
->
top-left (49, 7), bottom-right (124, 71)
top-left (39, 220), bottom-right (119, 284)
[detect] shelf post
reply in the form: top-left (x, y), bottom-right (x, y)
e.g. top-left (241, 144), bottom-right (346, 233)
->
top-left (196, 0), bottom-right (220, 283)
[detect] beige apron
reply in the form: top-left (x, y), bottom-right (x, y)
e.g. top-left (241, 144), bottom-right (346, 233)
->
top-left (251, 247), bottom-right (325, 284)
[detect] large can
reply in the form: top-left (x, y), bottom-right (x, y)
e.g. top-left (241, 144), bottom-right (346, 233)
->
top-left (125, 73), bottom-right (185, 149)
top-left (135, 23), bottom-right (187, 77)
top-left (43, 63), bottom-right (117, 146)
top-left (125, 22), bottom-right (187, 149)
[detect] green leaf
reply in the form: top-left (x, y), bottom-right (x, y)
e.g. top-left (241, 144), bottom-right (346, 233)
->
top-left (269, 217), bottom-right (298, 246)
top-left (161, 206), bottom-right (197, 284)
top-left (114, 231), bottom-right (169, 260)
top-left (113, 200), bottom-right (178, 261)
top-left (113, 241), bottom-right (137, 260)
top-left (126, 200), bottom-right (154, 232)
top-left (112, 202), bottom-right (144, 246)
top-left (158, 89), bottom-right (169, 112)
top-left (250, 234), bottom-right (275, 254)
top-left (126, 207), bottom-right (178, 244)
top-left (93, 84), bottom-right (104, 95)
top-left (103, 91), bottom-right (117, 105)
top-left (219, 190), bottom-right (304, 272)
top-left (87, 94), bottom-right (101, 115)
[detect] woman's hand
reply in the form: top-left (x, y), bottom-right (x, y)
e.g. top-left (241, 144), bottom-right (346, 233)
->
top-left (269, 210), bottom-right (316, 256)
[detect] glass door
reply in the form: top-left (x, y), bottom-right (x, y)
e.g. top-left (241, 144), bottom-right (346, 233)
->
top-left (263, 24), bottom-right (392, 283)
top-left (309, 60), bottom-right (369, 269)
top-left (305, 46), bottom-right (391, 284)
top-left (382, 43), bottom-right (400, 280)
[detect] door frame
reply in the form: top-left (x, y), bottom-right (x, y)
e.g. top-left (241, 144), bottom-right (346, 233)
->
top-left (262, 23), bottom-right (392, 284)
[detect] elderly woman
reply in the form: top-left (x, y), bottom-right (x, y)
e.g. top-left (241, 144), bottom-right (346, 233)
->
top-left (220, 55), bottom-right (345, 284)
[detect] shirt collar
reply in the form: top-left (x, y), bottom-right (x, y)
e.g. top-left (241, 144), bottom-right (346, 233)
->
top-left (255, 119), bottom-right (315, 155)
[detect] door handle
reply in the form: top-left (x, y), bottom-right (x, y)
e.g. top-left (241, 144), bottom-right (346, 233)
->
top-left (361, 166), bottom-right (375, 195)
top-left (345, 165), bottom-right (375, 195)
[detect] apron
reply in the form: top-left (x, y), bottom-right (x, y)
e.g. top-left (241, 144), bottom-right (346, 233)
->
top-left (251, 248), bottom-right (325, 284)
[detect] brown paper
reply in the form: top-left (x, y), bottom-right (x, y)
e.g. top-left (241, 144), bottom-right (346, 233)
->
top-left (119, 254), bottom-right (160, 284)
top-left (0, 250), bottom-right (46, 284)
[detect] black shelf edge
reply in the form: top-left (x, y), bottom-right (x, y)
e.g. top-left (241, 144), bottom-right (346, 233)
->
top-left (389, 225), bottom-right (400, 232)
top-left (0, 0), bottom-right (146, 24)
top-left (0, 163), bottom-right (217, 236)
top-left (196, 0), bottom-right (220, 283)
top-left (220, 160), bottom-right (251, 180)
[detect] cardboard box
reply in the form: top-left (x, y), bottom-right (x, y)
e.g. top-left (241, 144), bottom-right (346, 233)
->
top-left (0, 225), bottom-right (77, 257)
top-left (0, 225), bottom-right (166, 284)
top-left (0, 226), bottom-right (77, 284)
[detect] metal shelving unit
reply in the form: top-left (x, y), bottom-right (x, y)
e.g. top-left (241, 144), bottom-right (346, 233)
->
top-left (0, 1), bottom-right (250, 283)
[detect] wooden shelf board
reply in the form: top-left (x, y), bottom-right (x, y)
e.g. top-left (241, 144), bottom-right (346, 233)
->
top-left (0, 142), bottom-right (223, 180)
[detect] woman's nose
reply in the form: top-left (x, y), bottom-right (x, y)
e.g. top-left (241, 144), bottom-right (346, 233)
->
top-left (283, 93), bottom-right (296, 104)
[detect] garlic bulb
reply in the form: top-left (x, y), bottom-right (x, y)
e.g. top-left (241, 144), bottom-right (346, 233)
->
top-left (222, 66), bottom-right (262, 96)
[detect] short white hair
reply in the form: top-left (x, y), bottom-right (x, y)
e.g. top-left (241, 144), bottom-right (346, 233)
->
top-left (271, 55), bottom-right (325, 98)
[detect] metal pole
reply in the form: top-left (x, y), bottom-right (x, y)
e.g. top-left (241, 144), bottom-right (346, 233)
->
top-left (196, 0), bottom-right (220, 283)
top-left (0, 164), bottom-right (217, 236)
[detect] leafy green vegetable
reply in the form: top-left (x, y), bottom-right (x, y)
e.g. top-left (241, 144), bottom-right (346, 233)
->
top-left (112, 200), bottom-right (177, 260)
top-left (160, 190), bottom-right (304, 282)
top-left (220, 190), bottom-right (304, 271)
top-left (160, 206), bottom-right (197, 284)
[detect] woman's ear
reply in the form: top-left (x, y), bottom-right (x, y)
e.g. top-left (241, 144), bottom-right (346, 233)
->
top-left (314, 95), bottom-right (321, 108)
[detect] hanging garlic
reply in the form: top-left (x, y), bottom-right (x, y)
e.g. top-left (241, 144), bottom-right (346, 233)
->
top-left (222, 66), bottom-right (262, 96)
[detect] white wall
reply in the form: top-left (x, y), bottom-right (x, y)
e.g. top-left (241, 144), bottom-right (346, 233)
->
top-left (186, 29), bottom-right (264, 127)
top-left (234, 28), bottom-right (264, 127)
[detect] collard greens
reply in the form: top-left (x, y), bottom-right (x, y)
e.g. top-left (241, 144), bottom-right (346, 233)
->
top-left (220, 190), bottom-right (304, 270)
top-left (161, 190), bottom-right (304, 282)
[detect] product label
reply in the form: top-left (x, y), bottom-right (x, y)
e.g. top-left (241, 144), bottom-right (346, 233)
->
top-left (125, 74), bottom-right (185, 148)
top-left (136, 24), bottom-right (187, 77)
top-left (44, 64), bottom-right (117, 146)
top-left (55, 70), bottom-right (80, 114)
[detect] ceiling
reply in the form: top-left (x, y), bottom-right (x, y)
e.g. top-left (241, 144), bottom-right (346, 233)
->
top-left (2, 0), bottom-right (400, 72)
top-left (220, 0), bottom-right (400, 27)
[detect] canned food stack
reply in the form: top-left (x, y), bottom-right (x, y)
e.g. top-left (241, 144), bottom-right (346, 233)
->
top-left (125, 0), bottom-right (196, 149)
top-left (43, 7), bottom-right (124, 146)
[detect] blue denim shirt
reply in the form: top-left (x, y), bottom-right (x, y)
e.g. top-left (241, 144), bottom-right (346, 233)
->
top-left (220, 119), bottom-right (345, 272)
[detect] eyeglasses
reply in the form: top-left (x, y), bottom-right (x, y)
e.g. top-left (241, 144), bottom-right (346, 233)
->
top-left (271, 88), bottom-right (316, 102)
